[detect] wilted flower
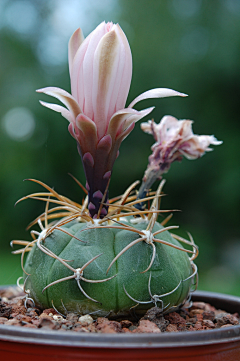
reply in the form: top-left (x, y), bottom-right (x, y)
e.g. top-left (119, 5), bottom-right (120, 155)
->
top-left (137, 115), bottom-right (222, 202)
top-left (37, 22), bottom-right (187, 218)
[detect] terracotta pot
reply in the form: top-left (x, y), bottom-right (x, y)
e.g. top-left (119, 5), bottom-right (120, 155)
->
top-left (0, 289), bottom-right (240, 361)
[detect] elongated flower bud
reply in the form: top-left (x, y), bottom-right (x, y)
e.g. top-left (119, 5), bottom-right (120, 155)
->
top-left (37, 22), bottom-right (187, 218)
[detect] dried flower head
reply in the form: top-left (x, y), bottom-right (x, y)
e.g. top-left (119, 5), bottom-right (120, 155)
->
top-left (137, 115), bottom-right (222, 202)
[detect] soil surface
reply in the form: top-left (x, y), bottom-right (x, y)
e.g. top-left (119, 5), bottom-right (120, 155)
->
top-left (0, 287), bottom-right (239, 334)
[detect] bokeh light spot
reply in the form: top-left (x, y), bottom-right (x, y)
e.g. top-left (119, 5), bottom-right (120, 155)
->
top-left (4, 0), bottom-right (38, 36)
top-left (2, 107), bottom-right (36, 141)
top-left (37, 33), bottom-right (67, 67)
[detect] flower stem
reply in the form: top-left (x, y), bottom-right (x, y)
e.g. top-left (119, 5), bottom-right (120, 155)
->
top-left (136, 163), bottom-right (170, 210)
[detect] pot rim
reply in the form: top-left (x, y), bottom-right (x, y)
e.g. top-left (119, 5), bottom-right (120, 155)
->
top-left (0, 290), bottom-right (240, 349)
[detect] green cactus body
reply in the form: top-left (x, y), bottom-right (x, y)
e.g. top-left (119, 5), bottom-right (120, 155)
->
top-left (24, 217), bottom-right (193, 317)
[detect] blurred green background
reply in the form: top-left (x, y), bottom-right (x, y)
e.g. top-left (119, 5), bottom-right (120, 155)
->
top-left (0, 0), bottom-right (239, 296)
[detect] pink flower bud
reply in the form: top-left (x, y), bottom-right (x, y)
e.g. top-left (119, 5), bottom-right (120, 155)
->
top-left (37, 22), bottom-right (187, 218)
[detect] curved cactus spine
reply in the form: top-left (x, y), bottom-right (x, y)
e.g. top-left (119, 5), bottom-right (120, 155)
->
top-left (41, 253), bottom-right (117, 304)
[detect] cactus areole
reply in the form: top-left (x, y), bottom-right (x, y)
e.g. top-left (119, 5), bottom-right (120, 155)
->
top-left (13, 21), bottom-right (222, 318)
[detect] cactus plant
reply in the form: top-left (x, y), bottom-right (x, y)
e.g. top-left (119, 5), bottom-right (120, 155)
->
top-left (12, 22), bottom-right (221, 318)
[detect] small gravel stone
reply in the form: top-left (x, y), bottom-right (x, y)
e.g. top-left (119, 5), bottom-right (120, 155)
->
top-left (202, 311), bottom-right (215, 321)
top-left (53, 315), bottom-right (65, 322)
top-left (202, 319), bottom-right (215, 328)
top-left (42, 308), bottom-right (58, 316)
top-left (122, 327), bottom-right (131, 333)
top-left (26, 309), bottom-right (40, 318)
top-left (1, 297), bottom-right (9, 303)
top-left (0, 317), bottom-right (8, 324)
top-left (133, 320), bottom-right (161, 333)
top-left (141, 306), bottom-right (169, 331)
top-left (220, 324), bottom-right (234, 328)
top-left (96, 317), bottom-right (122, 333)
top-left (194, 321), bottom-right (204, 330)
top-left (66, 313), bottom-right (79, 323)
top-left (166, 324), bottom-right (178, 332)
top-left (22, 323), bottom-right (37, 328)
top-left (120, 320), bottom-right (133, 328)
top-left (190, 302), bottom-right (207, 310)
top-left (189, 309), bottom-right (204, 317)
top-left (78, 314), bottom-right (94, 326)
top-left (5, 319), bottom-right (22, 326)
top-left (39, 313), bottom-right (53, 321)
top-left (215, 313), bottom-right (239, 327)
top-left (166, 312), bottom-right (185, 324)
top-left (0, 304), bottom-right (12, 318)
top-left (39, 316), bottom-right (56, 329)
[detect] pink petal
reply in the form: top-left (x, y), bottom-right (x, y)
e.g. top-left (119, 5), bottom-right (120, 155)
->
top-left (68, 28), bottom-right (84, 78)
top-left (116, 122), bottom-right (135, 143)
top-left (68, 123), bottom-right (75, 138)
top-left (93, 190), bottom-right (104, 199)
top-left (108, 107), bottom-right (154, 140)
top-left (83, 152), bottom-right (94, 167)
top-left (92, 28), bottom-right (121, 138)
top-left (115, 24), bottom-right (132, 111)
top-left (37, 87), bottom-right (81, 119)
top-left (70, 25), bottom-right (98, 106)
top-left (122, 107), bottom-right (154, 131)
top-left (103, 171), bottom-right (111, 180)
top-left (106, 24), bottom-right (132, 121)
top-left (75, 113), bottom-right (97, 133)
top-left (82, 22), bottom-right (108, 120)
top-left (128, 88), bottom-right (188, 109)
top-left (97, 134), bottom-right (112, 154)
top-left (75, 113), bottom-right (98, 154)
top-left (88, 202), bottom-right (96, 211)
top-left (107, 108), bottom-right (138, 140)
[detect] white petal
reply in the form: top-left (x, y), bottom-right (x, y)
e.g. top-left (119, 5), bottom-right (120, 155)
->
top-left (197, 135), bottom-right (223, 149)
top-left (158, 115), bottom-right (182, 143)
top-left (208, 135), bottom-right (223, 146)
top-left (128, 88), bottom-right (188, 109)
top-left (123, 107), bottom-right (154, 130)
top-left (140, 121), bottom-right (153, 135)
top-left (36, 87), bottom-right (81, 119)
top-left (39, 101), bottom-right (74, 123)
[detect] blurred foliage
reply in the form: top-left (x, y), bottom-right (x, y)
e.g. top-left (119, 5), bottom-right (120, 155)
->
top-left (0, 0), bottom-right (239, 294)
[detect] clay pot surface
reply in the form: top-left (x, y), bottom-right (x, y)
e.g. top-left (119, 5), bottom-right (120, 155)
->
top-left (0, 289), bottom-right (240, 361)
